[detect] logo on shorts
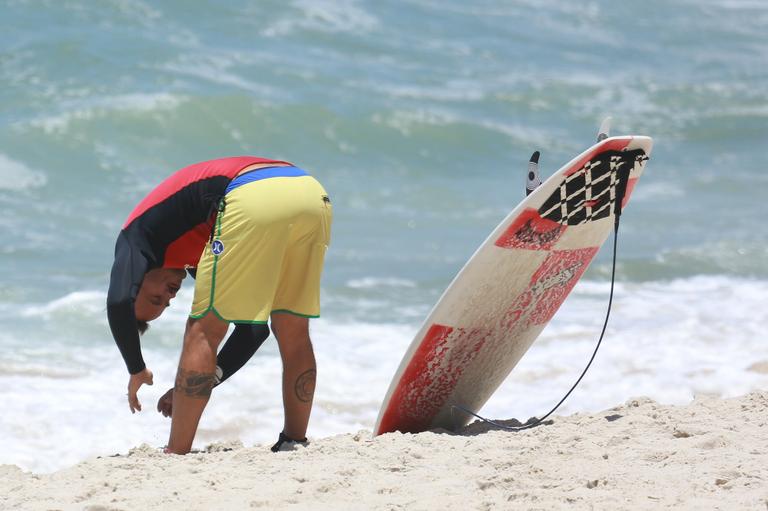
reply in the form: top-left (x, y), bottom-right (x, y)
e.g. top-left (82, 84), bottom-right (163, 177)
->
top-left (211, 239), bottom-right (225, 255)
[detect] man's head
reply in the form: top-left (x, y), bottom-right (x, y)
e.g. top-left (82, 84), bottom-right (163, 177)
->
top-left (135, 268), bottom-right (186, 323)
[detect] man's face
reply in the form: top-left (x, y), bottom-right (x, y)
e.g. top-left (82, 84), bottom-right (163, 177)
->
top-left (134, 268), bottom-right (186, 322)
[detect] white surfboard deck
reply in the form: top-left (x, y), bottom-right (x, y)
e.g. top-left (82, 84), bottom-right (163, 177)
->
top-left (375, 135), bottom-right (653, 435)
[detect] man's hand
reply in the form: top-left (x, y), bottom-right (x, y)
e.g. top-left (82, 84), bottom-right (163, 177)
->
top-left (156, 387), bottom-right (174, 418)
top-left (127, 368), bottom-right (154, 413)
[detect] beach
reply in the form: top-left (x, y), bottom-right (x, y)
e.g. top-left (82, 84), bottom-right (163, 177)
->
top-left (2, 0), bottom-right (767, 505)
top-left (3, 391), bottom-right (766, 510)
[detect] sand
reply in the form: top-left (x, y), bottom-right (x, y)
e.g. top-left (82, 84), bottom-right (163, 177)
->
top-left (2, 391), bottom-right (766, 510)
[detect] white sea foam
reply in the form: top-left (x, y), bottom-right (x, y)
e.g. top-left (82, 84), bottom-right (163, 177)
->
top-left (0, 314), bottom-right (414, 473)
top-left (109, 0), bottom-right (162, 23)
top-left (346, 277), bottom-right (417, 289)
top-left (354, 81), bottom-right (485, 102)
top-left (471, 118), bottom-right (562, 148)
top-left (261, 0), bottom-right (378, 37)
top-left (371, 109), bottom-right (457, 136)
top-left (630, 181), bottom-right (686, 201)
top-left (480, 275), bottom-right (768, 421)
top-left (371, 108), bottom-right (561, 148)
top-left (0, 154), bottom-right (47, 191)
top-left (2, 276), bottom-right (767, 473)
top-left (20, 93), bottom-right (187, 134)
top-left (157, 54), bottom-right (279, 98)
top-left (21, 291), bottom-right (105, 318)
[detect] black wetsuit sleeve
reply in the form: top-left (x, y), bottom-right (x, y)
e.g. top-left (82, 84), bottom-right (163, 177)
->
top-left (107, 231), bottom-right (150, 375)
top-left (214, 322), bottom-right (270, 386)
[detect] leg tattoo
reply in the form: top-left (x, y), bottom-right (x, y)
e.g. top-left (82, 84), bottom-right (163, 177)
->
top-left (175, 368), bottom-right (216, 399)
top-left (294, 369), bottom-right (316, 403)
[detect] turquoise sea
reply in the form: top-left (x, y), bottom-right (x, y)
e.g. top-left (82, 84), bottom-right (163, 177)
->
top-left (1, 0), bottom-right (766, 472)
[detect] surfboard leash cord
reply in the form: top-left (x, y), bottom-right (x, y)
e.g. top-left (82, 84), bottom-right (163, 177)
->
top-left (450, 219), bottom-right (620, 431)
top-left (449, 151), bottom-right (643, 432)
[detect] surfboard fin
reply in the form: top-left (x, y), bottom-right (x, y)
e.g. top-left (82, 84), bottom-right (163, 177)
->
top-left (525, 150), bottom-right (541, 196)
top-left (596, 116), bottom-right (612, 142)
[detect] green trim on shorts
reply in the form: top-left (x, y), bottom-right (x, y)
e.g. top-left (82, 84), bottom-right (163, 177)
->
top-left (188, 308), bottom-right (269, 325)
top-left (207, 202), bottom-right (224, 310)
top-left (188, 307), bottom-right (228, 322)
top-left (191, 204), bottom-right (233, 322)
top-left (271, 309), bottom-right (320, 319)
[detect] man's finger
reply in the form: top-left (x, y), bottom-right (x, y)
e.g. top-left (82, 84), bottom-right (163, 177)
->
top-left (162, 397), bottom-right (173, 417)
top-left (156, 388), bottom-right (172, 416)
top-left (128, 391), bottom-right (141, 413)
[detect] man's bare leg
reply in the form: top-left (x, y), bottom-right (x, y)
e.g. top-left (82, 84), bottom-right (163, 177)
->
top-left (166, 313), bottom-right (229, 454)
top-left (271, 312), bottom-right (316, 441)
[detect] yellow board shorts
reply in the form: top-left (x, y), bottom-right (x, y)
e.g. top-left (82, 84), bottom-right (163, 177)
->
top-left (191, 168), bottom-right (332, 323)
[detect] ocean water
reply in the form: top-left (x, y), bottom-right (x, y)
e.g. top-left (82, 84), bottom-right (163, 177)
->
top-left (1, 0), bottom-right (766, 473)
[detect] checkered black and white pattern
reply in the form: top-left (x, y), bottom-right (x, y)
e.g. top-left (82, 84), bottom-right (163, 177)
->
top-left (538, 151), bottom-right (641, 226)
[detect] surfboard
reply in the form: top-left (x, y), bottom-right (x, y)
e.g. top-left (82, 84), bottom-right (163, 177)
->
top-left (374, 134), bottom-right (653, 435)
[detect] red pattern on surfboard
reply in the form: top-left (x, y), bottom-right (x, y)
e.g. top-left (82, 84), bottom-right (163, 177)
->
top-left (495, 208), bottom-right (565, 251)
top-left (376, 324), bottom-right (490, 434)
top-left (376, 247), bottom-right (600, 435)
top-left (501, 247), bottom-right (599, 330)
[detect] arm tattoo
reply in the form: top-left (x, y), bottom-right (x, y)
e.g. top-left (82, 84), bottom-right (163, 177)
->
top-left (175, 368), bottom-right (216, 399)
top-left (294, 369), bottom-right (316, 403)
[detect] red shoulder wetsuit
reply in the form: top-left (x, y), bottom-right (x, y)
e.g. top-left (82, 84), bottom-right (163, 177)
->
top-left (107, 156), bottom-right (290, 374)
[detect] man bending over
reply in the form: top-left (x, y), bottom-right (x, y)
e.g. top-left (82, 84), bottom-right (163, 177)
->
top-left (107, 156), bottom-right (332, 454)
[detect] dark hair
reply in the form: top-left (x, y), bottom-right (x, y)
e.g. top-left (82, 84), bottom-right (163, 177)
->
top-left (137, 320), bottom-right (150, 335)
